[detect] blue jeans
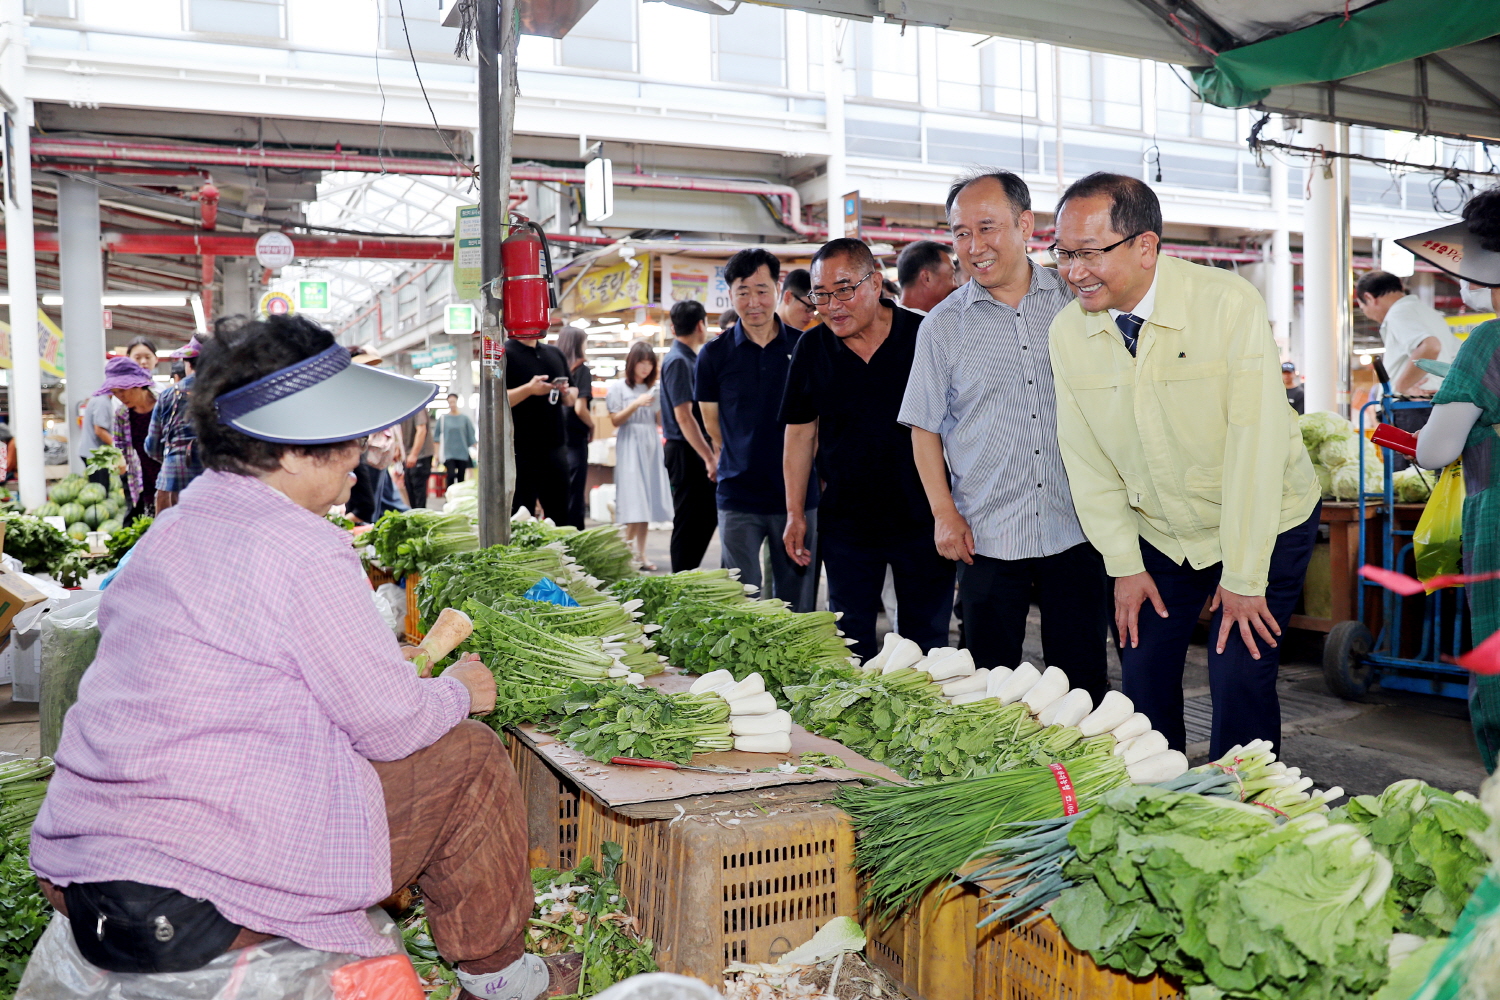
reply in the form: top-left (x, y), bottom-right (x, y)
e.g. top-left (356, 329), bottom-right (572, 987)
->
top-left (1117, 503), bottom-right (1321, 760)
top-left (822, 527), bottom-right (955, 662)
top-left (718, 508), bottom-right (819, 613)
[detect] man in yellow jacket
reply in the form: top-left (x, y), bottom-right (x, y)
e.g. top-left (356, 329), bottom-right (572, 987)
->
top-left (1047, 173), bottom-right (1320, 758)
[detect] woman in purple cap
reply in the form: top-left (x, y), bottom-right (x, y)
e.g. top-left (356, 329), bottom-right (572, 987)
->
top-left (96, 354), bottom-right (160, 523)
top-left (25, 314), bottom-right (579, 1000)
top-left (145, 336), bottom-right (203, 513)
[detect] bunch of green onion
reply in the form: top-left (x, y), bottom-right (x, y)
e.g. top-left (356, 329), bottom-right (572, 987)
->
top-left (362, 509), bottom-right (479, 579)
top-left (0, 757), bottom-right (54, 842)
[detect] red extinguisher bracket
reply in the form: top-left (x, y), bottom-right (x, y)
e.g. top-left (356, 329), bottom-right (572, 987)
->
top-left (500, 215), bottom-right (556, 340)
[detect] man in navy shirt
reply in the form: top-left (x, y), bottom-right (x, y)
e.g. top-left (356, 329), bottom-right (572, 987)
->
top-left (696, 248), bottom-right (820, 611)
top-left (659, 299), bottom-right (718, 571)
top-left (783, 238), bottom-right (954, 659)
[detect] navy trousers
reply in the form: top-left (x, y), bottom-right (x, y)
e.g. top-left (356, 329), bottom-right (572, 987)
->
top-left (1118, 503), bottom-right (1321, 760)
top-left (821, 527), bottom-right (956, 662)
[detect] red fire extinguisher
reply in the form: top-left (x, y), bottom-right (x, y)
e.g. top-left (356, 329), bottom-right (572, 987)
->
top-left (500, 216), bottom-right (556, 340)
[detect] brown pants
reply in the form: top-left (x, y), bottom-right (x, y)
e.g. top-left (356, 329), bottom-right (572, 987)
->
top-left (374, 720), bottom-right (531, 975)
top-left (40, 721), bottom-right (529, 976)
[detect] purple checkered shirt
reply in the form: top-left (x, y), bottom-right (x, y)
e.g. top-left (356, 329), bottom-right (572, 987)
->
top-left (30, 470), bottom-right (471, 956)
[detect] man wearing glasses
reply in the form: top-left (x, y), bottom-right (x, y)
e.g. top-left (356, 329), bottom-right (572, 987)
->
top-left (696, 248), bottom-right (820, 611)
top-left (1047, 172), bottom-right (1319, 758)
top-left (781, 238), bottom-right (955, 660)
top-left (898, 170), bottom-right (1112, 702)
top-left (778, 268), bottom-right (817, 331)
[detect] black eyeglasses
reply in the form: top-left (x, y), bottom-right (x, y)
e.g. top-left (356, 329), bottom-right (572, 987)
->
top-left (806, 271), bottom-right (876, 306)
top-left (1048, 233), bottom-right (1148, 266)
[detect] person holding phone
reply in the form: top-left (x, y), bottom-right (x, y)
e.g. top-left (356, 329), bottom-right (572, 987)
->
top-left (505, 332), bottom-right (579, 526)
top-left (607, 340), bottom-right (674, 569)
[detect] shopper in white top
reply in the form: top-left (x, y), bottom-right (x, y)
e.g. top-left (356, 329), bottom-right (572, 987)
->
top-left (1356, 271), bottom-right (1461, 396)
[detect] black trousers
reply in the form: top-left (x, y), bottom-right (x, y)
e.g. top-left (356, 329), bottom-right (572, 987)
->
top-left (444, 458), bottom-right (472, 489)
top-left (663, 438), bottom-right (718, 572)
top-left (565, 442), bottom-right (589, 529)
top-left (822, 526), bottom-right (955, 662)
top-left (405, 456), bottom-right (432, 509)
top-left (958, 542), bottom-right (1111, 704)
top-left (512, 445), bottom-right (574, 527)
top-left (1117, 504), bottom-right (1320, 760)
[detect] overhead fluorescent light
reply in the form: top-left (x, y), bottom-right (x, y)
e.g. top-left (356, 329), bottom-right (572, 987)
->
top-left (0, 292), bottom-right (191, 307)
top-left (190, 293), bottom-right (207, 334)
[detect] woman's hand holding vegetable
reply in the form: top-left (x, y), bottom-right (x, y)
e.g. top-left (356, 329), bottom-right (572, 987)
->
top-left (1209, 585), bottom-right (1278, 659)
top-left (1114, 571), bottom-right (1168, 648)
top-left (932, 506), bottom-right (975, 565)
top-left (442, 653), bottom-right (497, 715)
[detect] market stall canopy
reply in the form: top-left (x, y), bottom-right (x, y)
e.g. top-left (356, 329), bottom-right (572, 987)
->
top-left (734, 0), bottom-right (1500, 141)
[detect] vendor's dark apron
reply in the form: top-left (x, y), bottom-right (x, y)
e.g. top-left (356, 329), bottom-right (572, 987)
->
top-left (63, 881), bottom-right (242, 974)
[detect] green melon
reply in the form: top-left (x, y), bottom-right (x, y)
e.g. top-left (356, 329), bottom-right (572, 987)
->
top-left (58, 502), bottom-right (86, 525)
top-left (77, 482), bottom-right (107, 505)
top-left (49, 479), bottom-right (80, 504)
top-left (109, 490), bottom-right (126, 506)
top-left (67, 522), bottom-right (90, 540)
top-left (97, 518), bottom-right (123, 536)
top-left (34, 502), bottom-right (61, 518)
top-left (102, 498), bottom-right (122, 519)
top-left (83, 504), bottom-right (105, 528)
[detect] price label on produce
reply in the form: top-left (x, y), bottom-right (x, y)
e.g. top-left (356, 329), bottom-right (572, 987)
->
top-left (1049, 762), bottom-right (1079, 816)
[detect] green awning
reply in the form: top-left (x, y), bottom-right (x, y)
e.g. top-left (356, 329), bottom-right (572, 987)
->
top-left (1192, 0), bottom-right (1500, 108)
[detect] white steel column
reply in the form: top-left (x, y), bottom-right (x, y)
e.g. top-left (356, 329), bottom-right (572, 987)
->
top-left (1268, 150), bottom-right (1293, 358)
top-left (1300, 120), bottom-right (1351, 417)
top-left (822, 16), bottom-right (845, 239)
top-left (1, 0), bottom-right (45, 508)
top-left (58, 176), bottom-right (105, 475)
top-left (1335, 124), bottom-right (1353, 414)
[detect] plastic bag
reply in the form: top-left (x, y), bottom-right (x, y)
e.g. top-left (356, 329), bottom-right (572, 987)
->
top-left (39, 593), bottom-right (102, 758)
top-left (523, 576), bottom-right (579, 607)
top-left (17, 908), bottom-right (422, 1000)
top-left (372, 583), bottom-right (405, 634)
top-left (1414, 461), bottom-right (1465, 586)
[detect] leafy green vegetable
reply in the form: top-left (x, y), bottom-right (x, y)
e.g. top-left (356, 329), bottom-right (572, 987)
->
top-left (1052, 785), bottom-right (1393, 1000)
top-left (325, 511), bottom-right (356, 530)
top-left (530, 843), bottom-right (656, 998)
top-left (609, 569), bottom-right (750, 623)
top-left (0, 837), bottom-right (51, 1000)
top-left (785, 663), bottom-right (943, 767)
top-left (0, 514), bottom-right (86, 581)
top-left (0, 758), bottom-right (52, 843)
top-left (653, 598), bottom-right (854, 692)
top-left (97, 516), bottom-right (151, 572)
top-left (362, 509), bottom-right (479, 579)
top-left (417, 546), bottom-right (610, 629)
top-left (1393, 467), bottom-right (1434, 503)
top-left (1300, 411), bottom-right (1355, 453)
top-left (1330, 778), bottom-right (1490, 936)
top-left (83, 445), bottom-right (125, 475)
top-left (550, 681), bottom-right (732, 764)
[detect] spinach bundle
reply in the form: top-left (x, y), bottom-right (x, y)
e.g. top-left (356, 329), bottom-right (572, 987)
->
top-left (0, 837), bottom-right (51, 1000)
top-left (1052, 785), bottom-right (1393, 1000)
top-left (609, 568), bottom-right (751, 623)
top-left (549, 681), bottom-right (732, 764)
top-left (654, 598), bottom-right (855, 691)
top-left (1330, 778), bottom-right (1490, 936)
top-left (417, 546), bottom-right (609, 629)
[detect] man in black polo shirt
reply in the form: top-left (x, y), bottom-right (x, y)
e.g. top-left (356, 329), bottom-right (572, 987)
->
top-left (696, 248), bottom-right (820, 612)
top-left (505, 334), bottom-right (579, 526)
top-left (782, 238), bottom-right (955, 659)
top-left (659, 299), bottom-right (719, 571)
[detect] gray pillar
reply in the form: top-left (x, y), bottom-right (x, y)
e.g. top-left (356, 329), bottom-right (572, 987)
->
top-left (221, 259), bottom-right (253, 319)
top-left (58, 176), bottom-right (106, 474)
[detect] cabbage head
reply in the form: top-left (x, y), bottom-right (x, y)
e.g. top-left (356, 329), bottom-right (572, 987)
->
top-left (1316, 463), bottom-right (1333, 498)
top-left (1328, 459), bottom-right (1383, 499)
top-left (1300, 410), bottom-right (1355, 453)
top-left (1393, 467), bottom-right (1434, 503)
top-left (1318, 436), bottom-right (1362, 469)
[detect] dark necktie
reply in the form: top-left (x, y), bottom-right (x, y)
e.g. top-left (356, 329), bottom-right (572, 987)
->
top-left (1115, 312), bottom-right (1143, 357)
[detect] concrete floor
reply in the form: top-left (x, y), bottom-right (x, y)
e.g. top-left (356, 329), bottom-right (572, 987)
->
top-left (5, 525), bottom-right (1487, 800)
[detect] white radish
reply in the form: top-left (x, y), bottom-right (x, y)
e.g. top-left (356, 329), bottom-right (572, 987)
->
top-left (689, 669), bottom-right (734, 694)
top-left (1110, 713), bottom-right (1152, 743)
top-left (951, 691), bottom-right (996, 706)
top-left (727, 692), bottom-right (778, 716)
top-left (863, 633), bottom-right (900, 672)
top-left (985, 666), bottom-right (1014, 699)
top-left (1021, 666), bottom-right (1070, 715)
top-left (725, 673), bottom-right (765, 700)
top-left (940, 669), bottom-right (989, 698)
top-left (1127, 750), bottom-right (1189, 784)
top-left (881, 638), bottom-right (925, 674)
top-left (996, 663), bottom-right (1041, 705)
top-left (927, 649), bottom-right (976, 682)
top-left (923, 647), bottom-right (960, 666)
top-left (734, 732), bottom-right (792, 754)
top-left (1078, 691), bottom-right (1135, 737)
top-left (1042, 689), bottom-right (1093, 729)
top-left (1113, 736), bottom-right (1138, 758)
top-left (1121, 731), bottom-right (1169, 765)
top-left (731, 710), bottom-right (792, 737)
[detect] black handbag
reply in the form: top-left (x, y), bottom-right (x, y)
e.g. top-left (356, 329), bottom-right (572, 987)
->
top-left (63, 881), bottom-right (243, 974)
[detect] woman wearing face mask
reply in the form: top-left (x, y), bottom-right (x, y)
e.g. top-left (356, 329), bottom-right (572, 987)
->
top-left (1405, 186), bottom-right (1500, 772)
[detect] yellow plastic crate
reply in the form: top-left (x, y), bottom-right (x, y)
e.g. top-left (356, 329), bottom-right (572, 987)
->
top-left (861, 881), bottom-right (976, 1000)
top-left (975, 903), bottom-right (1184, 1000)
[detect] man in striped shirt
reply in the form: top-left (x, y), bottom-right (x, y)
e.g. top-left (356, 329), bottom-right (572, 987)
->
top-left (898, 170), bottom-right (1111, 701)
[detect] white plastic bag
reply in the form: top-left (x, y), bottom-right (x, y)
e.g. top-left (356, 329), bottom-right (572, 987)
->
top-left (595, 972), bottom-right (723, 1000)
top-left (372, 584), bottom-right (405, 635)
top-left (17, 908), bottom-right (409, 1000)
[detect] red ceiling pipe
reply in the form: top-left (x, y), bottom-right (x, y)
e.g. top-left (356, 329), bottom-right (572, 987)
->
top-left (196, 183), bottom-right (220, 231)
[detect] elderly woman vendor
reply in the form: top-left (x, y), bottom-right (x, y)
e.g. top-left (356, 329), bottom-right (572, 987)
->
top-left (28, 316), bottom-right (578, 999)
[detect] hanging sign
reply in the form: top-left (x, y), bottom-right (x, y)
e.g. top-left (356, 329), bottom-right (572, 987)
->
top-left (258, 290), bottom-right (294, 317)
top-left (297, 281), bottom-right (330, 311)
top-left (561, 255), bottom-right (650, 316)
top-left (254, 232), bottom-right (295, 269)
top-left (842, 191), bottom-right (862, 241)
top-left (411, 350), bottom-right (435, 368)
top-left (0, 310), bottom-right (66, 376)
top-left (454, 205), bottom-right (482, 300)
top-left (429, 343), bottom-right (458, 365)
top-left (661, 255), bottom-right (731, 313)
top-left (583, 157), bottom-right (614, 223)
top-left (445, 303), bottom-right (476, 334)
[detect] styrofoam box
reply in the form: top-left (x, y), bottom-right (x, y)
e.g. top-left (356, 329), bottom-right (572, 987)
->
top-left (11, 627), bottom-right (40, 703)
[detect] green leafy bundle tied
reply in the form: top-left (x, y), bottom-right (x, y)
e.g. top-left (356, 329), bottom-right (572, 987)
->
top-left (609, 568), bottom-right (750, 623)
top-left (1330, 778), bottom-right (1490, 936)
top-left (654, 598), bottom-right (854, 691)
top-left (549, 681), bottom-right (732, 764)
top-left (507, 521), bottom-right (638, 585)
top-left (1051, 784), bottom-right (1393, 1000)
top-left (363, 509), bottom-right (479, 579)
top-left (0, 757), bottom-right (53, 843)
top-left (417, 545), bottom-right (609, 629)
top-left (784, 664), bottom-right (943, 767)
